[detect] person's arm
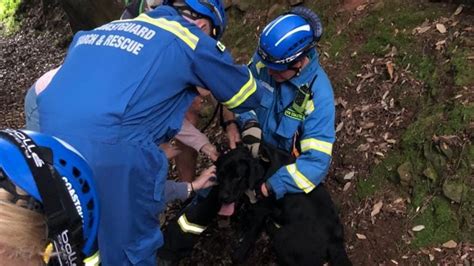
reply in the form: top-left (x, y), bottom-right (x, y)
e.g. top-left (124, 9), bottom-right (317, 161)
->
top-left (174, 119), bottom-right (218, 161)
top-left (191, 37), bottom-right (269, 114)
top-left (221, 107), bottom-right (240, 149)
top-left (175, 119), bottom-right (209, 153)
top-left (266, 74), bottom-right (336, 199)
top-left (164, 165), bottom-right (217, 203)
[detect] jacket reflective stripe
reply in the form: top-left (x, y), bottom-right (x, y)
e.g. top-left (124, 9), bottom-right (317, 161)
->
top-left (223, 69), bottom-right (257, 109)
top-left (135, 14), bottom-right (199, 49)
top-left (286, 164), bottom-right (315, 193)
top-left (300, 138), bottom-right (332, 155)
top-left (256, 61), bottom-right (266, 74)
top-left (305, 99), bottom-right (314, 115)
top-left (178, 214), bottom-right (206, 234)
top-left (84, 251), bottom-right (101, 266)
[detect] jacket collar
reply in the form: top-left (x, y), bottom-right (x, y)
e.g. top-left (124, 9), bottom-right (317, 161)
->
top-left (147, 5), bottom-right (180, 18)
top-left (288, 49), bottom-right (320, 88)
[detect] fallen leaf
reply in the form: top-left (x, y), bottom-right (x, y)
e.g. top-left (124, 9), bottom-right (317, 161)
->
top-left (344, 171), bottom-right (355, 180)
top-left (394, 198), bottom-right (404, 204)
top-left (442, 240), bottom-right (457, 249)
top-left (412, 225), bottom-right (425, 232)
top-left (391, 260), bottom-right (398, 265)
top-left (371, 201), bottom-right (383, 217)
top-left (413, 25), bottom-right (431, 35)
top-left (357, 143), bottom-right (370, 152)
top-left (356, 4), bottom-right (367, 11)
top-left (435, 39), bottom-right (446, 50)
top-left (361, 122), bottom-right (375, 129)
top-left (356, 233), bottom-right (367, 240)
top-left (429, 254), bottom-right (435, 261)
top-left (360, 73), bottom-right (374, 80)
top-left (386, 139), bottom-right (397, 144)
top-left (375, 152), bottom-right (385, 157)
top-left (336, 122), bottom-right (344, 133)
top-left (386, 61), bottom-right (394, 79)
top-left (436, 23), bottom-right (447, 33)
top-left (453, 5), bottom-right (463, 16)
top-left (460, 253), bottom-right (468, 260)
top-left (343, 182), bottom-right (351, 192)
top-left (433, 248), bottom-right (442, 252)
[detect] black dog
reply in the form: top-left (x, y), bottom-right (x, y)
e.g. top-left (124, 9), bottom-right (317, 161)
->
top-left (216, 144), bottom-right (351, 266)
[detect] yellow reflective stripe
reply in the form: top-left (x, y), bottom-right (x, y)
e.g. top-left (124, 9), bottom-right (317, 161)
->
top-left (223, 69), bottom-right (257, 109)
top-left (84, 251), bottom-right (100, 266)
top-left (135, 14), bottom-right (198, 49)
top-left (286, 164), bottom-right (315, 193)
top-left (178, 214), bottom-right (206, 234)
top-left (305, 100), bottom-right (314, 115)
top-left (256, 61), bottom-right (266, 74)
top-left (300, 138), bottom-right (333, 156)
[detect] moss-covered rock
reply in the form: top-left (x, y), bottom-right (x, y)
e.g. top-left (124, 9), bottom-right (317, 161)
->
top-left (411, 196), bottom-right (460, 248)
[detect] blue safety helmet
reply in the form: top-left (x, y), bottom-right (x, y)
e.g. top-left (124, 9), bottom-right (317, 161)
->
top-left (164, 0), bottom-right (227, 40)
top-left (257, 6), bottom-right (323, 71)
top-left (0, 129), bottom-right (99, 260)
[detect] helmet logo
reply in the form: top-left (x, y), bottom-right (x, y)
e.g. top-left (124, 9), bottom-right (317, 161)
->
top-left (3, 128), bottom-right (45, 167)
top-left (62, 176), bottom-right (84, 219)
top-left (53, 229), bottom-right (79, 265)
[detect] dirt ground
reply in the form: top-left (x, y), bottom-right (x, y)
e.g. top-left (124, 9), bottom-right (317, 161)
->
top-left (0, 0), bottom-right (472, 265)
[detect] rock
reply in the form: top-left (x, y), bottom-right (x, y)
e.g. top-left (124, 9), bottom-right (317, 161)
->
top-left (442, 180), bottom-right (464, 203)
top-left (398, 161), bottom-right (413, 187)
top-left (424, 143), bottom-right (447, 172)
top-left (423, 164), bottom-right (439, 183)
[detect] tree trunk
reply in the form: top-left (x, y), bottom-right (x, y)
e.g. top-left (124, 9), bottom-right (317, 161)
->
top-left (59, 0), bottom-right (125, 33)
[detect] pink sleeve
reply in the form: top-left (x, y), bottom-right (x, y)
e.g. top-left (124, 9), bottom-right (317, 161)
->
top-left (35, 67), bottom-right (61, 95)
top-left (175, 119), bottom-right (210, 152)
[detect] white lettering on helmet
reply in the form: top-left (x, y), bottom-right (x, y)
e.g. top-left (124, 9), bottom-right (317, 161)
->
top-left (4, 129), bottom-right (45, 167)
top-left (53, 229), bottom-right (78, 266)
top-left (62, 176), bottom-right (84, 219)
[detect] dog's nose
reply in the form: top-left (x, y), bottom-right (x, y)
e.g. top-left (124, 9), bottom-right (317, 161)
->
top-left (219, 191), bottom-right (230, 201)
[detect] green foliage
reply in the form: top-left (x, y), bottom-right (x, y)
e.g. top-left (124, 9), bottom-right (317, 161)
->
top-left (356, 166), bottom-right (388, 199)
top-left (450, 48), bottom-right (474, 86)
top-left (0, 0), bottom-right (22, 33)
top-left (411, 197), bottom-right (460, 248)
top-left (357, 0), bottom-right (441, 61)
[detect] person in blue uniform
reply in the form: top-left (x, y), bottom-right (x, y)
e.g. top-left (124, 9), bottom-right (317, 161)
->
top-left (239, 6), bottom-right (335, 200)
top-left (156, 6), bottom-right (336, 263)
top-left (34, 0), bottom-right (269, 264)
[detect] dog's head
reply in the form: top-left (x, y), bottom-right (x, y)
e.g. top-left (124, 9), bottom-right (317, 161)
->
top-left (215, 146), bottom-right (264, 216)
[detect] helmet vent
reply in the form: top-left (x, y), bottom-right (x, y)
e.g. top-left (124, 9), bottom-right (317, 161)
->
top-left (82, 181), bottom-right (90, 193)
top-left (72, 167), bottom-right (81, 178)
top-left (59, 159), bottom-right (67, 166)
top-left (87, 199), bottom-right (94, 210)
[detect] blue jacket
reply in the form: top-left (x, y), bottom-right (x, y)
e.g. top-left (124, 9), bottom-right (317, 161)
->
top-left (238, 50), bottom-right (335, 199)
top-left (37, 6), bottom-right (267, 265)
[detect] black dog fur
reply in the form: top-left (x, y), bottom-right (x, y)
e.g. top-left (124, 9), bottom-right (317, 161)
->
top-left (215, 144), bottom-right (352, 266)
